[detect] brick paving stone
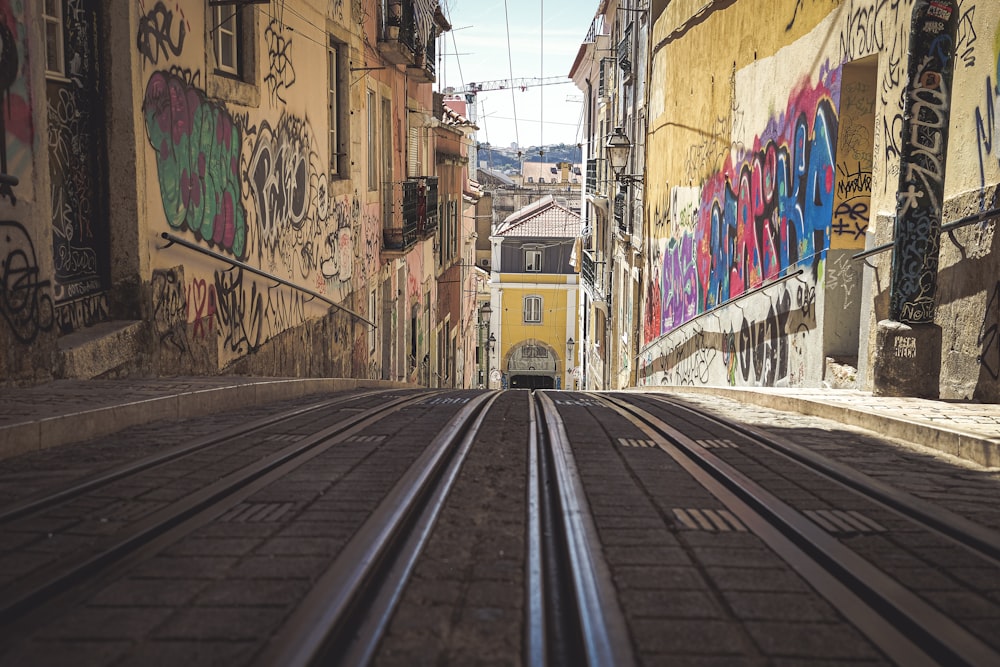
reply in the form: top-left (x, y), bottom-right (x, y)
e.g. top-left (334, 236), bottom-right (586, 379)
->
top-left (228, 554), bottom-right (329, 579)
top-left (162, 536), bottom-right (264, 557)
top-left (702, 566), bottom-right (813, 593)
top-left (720, 591), bottom-right (842, 622)
top-left (0, 639), bottom-right (131, 667)
top-left (621, 588), bottom-right (724, 619)
top-left (630, 617), bottom-right (751, 654)
top-left (109, 640), bottom-right (257, 667)
top-left (129, 555), bottom-right (239, 579)
top-left (36, 606), bottom-right (175, 640)
top-left (193, 578), bottom-right (310, 607)
top-left (151, 607), bottom-right (285, 641)
top-left (742, 621), bottom-right (884, 660)
top-left (89, 578), bottom-right (208, 607)
top-left (686, 545), bottom-right (790, 569)
top-left (614, 564), bottom-right (707, 590)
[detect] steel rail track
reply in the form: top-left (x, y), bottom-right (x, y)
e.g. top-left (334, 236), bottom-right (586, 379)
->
top-left (253, 392), bottom-right (497, 666)
top-left (640, 391), bottom-right (1000, 566)
top-left (0, 392), bottom-right (433, 628)
top-left (529, 391), bottom-right (635, 667)
top-left (599, 393), bottom-right (1000, 667)
top-left (0, 389), bottom-right (397, 524)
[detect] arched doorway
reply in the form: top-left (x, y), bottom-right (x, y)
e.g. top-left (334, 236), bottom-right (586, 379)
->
top-left (504, 340), bottom-right (560, 390)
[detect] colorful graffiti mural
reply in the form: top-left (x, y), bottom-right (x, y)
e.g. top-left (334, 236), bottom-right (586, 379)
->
top-left (646, 70), bottom-right (839, 344)
top-left (144, 70), bottom-right (247, 258)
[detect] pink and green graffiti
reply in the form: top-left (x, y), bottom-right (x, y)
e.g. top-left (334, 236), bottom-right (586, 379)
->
top-left (654, 69), bottom-right (839, 341)
top-left (143, 71), bottom-right (246, 258)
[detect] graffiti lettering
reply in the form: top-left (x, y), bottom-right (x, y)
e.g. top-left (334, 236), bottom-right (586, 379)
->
top-left (247, 114), bottom-right (324, 278)
top-left (144, 70), bottom-right (247, 257)
top-left (0, 221), bottom-right (55, 343)
top-left (137, 1), bottom-right (187, 66)
top-left (890, 2), bottom-right (959, 324)
top-left (152, 268), bottom-right (188, 353)
top-left (264, 20), bottom-right (296, 104)
top-left (215, 267), bottom-right (263, 354)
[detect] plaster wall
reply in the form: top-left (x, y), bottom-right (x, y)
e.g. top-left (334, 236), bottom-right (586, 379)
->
top-left (642, 0), bottom-right (1000, 394)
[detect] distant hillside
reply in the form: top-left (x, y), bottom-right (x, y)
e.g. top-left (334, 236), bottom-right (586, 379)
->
top-left (477, 143), bottom-right (583, 174)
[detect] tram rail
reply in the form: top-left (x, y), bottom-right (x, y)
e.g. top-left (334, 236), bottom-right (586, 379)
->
top-left (598, 392), bottom-right (1000, 666)
top-left (0, 390), bottom-right (435, 628)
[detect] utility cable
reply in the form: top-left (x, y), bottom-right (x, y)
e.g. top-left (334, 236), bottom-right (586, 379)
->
top-left (503, 0), bottom-right (521, 148)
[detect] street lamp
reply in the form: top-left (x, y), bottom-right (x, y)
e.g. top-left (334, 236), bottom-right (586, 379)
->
top-left (566, 337), bottom-right (575, 389)
top-left (606, 126), bottom-right (643, 186)
top-left (479, 302), bottom-right (492, 388)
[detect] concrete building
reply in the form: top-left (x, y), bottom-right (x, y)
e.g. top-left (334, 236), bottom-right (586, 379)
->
top-left (489, 196), bottom-right (580, 390)
top-left (573, 0), bottom-right (1000, 400)
top-left (2, 0), bottom-right (471, 387)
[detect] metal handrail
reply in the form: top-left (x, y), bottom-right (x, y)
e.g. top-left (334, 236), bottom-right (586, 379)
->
top-left (635, 268), bottom-right (805, 361)
top-left (160, 232), bottom-right (375, 329)
top-left (852, 206), bottom-right (1000, 262)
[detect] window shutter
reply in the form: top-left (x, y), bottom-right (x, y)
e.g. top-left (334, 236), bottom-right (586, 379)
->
top-left (407, 127), bottom-right (419, 177)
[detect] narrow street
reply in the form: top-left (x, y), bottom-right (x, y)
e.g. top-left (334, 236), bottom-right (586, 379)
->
top-left (1, 380), bottom-right (998, 665)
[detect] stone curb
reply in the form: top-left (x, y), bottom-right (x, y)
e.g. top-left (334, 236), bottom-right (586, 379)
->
top-left (635, 386), bottom-right (1000, 469)
top-left (0, 378), bottom-right (412, 462)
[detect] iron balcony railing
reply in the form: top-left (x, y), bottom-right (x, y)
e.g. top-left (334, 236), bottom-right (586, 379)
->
top-left (614, 191), bottom-right (629, 237)
top-left (383, 177), bottom-right (439, 252)
top-left (586, 158), bottom-right (602, 196)
top-left (420, 176), bottom-right (439, 238)
top-left (581, 248), bottom-right (596, 287)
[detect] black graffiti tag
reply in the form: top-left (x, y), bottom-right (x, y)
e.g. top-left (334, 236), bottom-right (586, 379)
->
top-left (1, 220), bottom-right (55, 344)
top-left (137, 1), bottom-right (186, 65)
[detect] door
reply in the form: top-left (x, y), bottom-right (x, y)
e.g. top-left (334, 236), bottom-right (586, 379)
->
top-left (46, 0), bottom-right (110, 333)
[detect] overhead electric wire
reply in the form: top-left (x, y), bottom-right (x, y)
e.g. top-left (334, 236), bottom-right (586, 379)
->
top-left (539, 0), bottom-right (544, 149)
top-left (502, 0), bottom-right (521, 148)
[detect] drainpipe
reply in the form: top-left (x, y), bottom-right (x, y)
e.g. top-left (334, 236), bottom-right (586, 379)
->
top-left (873, 0), bottom-right (959, 398)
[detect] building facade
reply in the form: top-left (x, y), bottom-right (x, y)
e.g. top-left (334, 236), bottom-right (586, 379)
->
top-left (489, 196), bottom-right (580, 390)
top-left (575, 0), bottom-right (1000, 400)
top-left (1, 0), bottom-right (475, 387)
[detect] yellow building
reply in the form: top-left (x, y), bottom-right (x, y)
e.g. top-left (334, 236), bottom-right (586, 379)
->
top-left (489, 196), bottom-right (580, 389)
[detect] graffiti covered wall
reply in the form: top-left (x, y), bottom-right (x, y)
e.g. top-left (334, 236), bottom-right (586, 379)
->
top-left (644, 0), bottom-right (1000, 396)
top-left (642, 2), bottom-right (842, 387)
top-left (140, 1), bottom-right (372, 373)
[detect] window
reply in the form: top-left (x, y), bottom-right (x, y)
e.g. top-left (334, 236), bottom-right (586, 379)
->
top-left (329, 39), bottom-right (345, 177)
top-left (525, 249), bottom-right (542, 272)
top-left (524, 296), bottom-right (542, 324)
top-left (43, 0), bottom-right (64, 77)
top-left (212, 5), bottom-right (241, 76)
top-left (381, 97), bottom-right (392, 188)
top-left (367, 90), bottom-right (378, 190)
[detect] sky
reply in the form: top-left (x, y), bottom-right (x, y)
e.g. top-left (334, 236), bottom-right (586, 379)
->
top-left (438, 0), bottom-right (600, 149)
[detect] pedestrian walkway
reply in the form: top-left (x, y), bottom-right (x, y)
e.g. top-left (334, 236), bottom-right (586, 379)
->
top-left (1, 378), bottom-right (998, 468)
top-left (644, 385), bottom-right (1000, 469)
top-left (0, 377), bottom-right (407, 461)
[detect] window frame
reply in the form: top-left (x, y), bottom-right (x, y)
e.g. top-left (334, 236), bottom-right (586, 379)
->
top-left (328, 38), bottom-right (344, 178)
top-left (367, 89), bottom-right (379, 191)
top-left (525, 248), bottom-right (542, 273)
top-left (212, 5), bottom-right (241, 77)
top-left (43, 0), bottom-right (65, 78)
top-left (523, 295), bottom-right (542, 324)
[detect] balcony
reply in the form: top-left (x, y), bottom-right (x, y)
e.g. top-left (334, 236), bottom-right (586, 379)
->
top-left (581, 249), bottom-right (610, 306)
top-left (418, 176), bottom-right (439, 238)
top-left (586, 158), bottom-right (603, 196)
top-left (383, 177), bottom-right (438, 255)
top-left (618, 23), bottom-right (633, 76)
top-left (379, 0), bottom-right (439, 83)
top-left (614, 191), bottom-right (630, 239)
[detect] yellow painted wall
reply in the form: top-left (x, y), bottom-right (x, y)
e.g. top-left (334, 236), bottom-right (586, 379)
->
top-left (498, 285), bottom-right (571, 368)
